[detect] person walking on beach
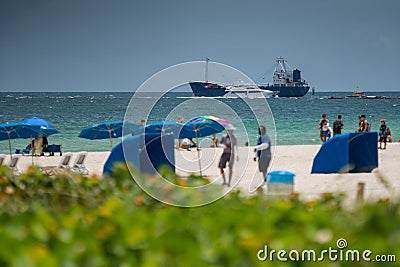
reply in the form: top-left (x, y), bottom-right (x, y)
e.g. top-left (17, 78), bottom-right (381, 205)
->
top-left (218, 125), bottom-right (238, 187)
top-left (318, 114), bottom-right (328, 141)
top-left (253, 125), bottom-right (272, 187)
top-left (333, 115), bottom-right (344, 136)
top-left (379, 119), bottom-right (388, 149)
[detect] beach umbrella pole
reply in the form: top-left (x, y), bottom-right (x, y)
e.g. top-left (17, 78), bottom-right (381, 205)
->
top-left (30, 136), bottom-right (33, 165)
top-left (7, 132), bottom-right (12, 159)
top-left (107, 126), bottom-right (113, 148)
top-left (195, 126), bottom-right (202, 176)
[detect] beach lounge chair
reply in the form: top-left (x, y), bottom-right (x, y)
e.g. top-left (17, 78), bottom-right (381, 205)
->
top-left (14, 145), bottom-right (31, 155)
top-left (22, 146), bottom-right (31, 155)
top-left (41, 152), bottom-right (73, 175)
top-left (72, 151), bottom-right (89, 174)
top-left (57, 153), bottom-right (73, 170)
top-left (0, 154), bottom-right (6, 166)
top-left (8, 155), bottom-right (21, 174)
top-left (44, 144), bottom-right (62, 156)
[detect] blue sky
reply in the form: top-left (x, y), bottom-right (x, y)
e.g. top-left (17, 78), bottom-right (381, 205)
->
top-left (1, 0), bottom-right (399, 92)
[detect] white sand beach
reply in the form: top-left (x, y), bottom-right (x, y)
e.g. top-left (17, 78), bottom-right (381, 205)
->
top-left (4, 143), bottom-right (400, 202)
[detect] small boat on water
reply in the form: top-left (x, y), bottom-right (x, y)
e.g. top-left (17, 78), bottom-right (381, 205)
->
top-left (190, 81), bottom-right (277, 99)
top-left (225, 82), bottom-right (277, 99)
top-left (346, 90), bottom-right (365, 98)
top-left (345, 89), bottom-right (392, 99)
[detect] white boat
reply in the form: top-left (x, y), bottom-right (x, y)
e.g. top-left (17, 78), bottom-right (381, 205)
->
top-left (225, 82), bottom-right (277, 99)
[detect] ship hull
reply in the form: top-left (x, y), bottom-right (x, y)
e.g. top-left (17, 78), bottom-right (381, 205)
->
top-left (190, 83), bottom-right (309, 98)
top-left (189, 82), bottom-right (226, 97)
top-left (258, 85), bottom-right (310, 97)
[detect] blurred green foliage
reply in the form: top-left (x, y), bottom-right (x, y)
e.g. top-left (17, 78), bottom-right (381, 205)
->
top-left (0, 165), bottom-right (399, 267)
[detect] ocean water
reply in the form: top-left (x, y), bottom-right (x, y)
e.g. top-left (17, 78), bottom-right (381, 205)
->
top-left (1, 91), bottom-right (399, 154)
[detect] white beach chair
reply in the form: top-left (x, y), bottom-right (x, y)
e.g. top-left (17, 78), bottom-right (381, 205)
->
top-left (8, 155), bottom-right (21, 174)
top-left (72, 151), bottom-right (89, 174)
top-left (41, 152), bottom-right (73, 175)
top-left (0, 154), bottom-right (6, 166)
top-left (57, 153), bottom-right (73, 170)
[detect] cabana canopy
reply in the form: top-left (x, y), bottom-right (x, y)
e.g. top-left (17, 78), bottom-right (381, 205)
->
top-left (103, 133), bottom-right (175, 175)
top-left (311, 132), bottom-right (378, 174)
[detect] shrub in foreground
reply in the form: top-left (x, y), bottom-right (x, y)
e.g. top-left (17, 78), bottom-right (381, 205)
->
top-left (0, 165), bottom-right (399, 266)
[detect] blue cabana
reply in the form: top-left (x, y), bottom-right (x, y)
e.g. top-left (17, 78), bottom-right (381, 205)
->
top-left (103, 133), bottom-right (175, 175)
top-left (311, 132), bottom-right (378, 174)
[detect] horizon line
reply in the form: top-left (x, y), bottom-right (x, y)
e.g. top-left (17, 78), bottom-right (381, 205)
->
top-left (1, 90), bottom-right (400, 93)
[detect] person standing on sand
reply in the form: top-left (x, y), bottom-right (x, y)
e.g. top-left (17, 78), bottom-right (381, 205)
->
top-left (210, 133), bottom-right (219, 147)
top-left (357, 115), bottom-right (370, 132)
top-left (253, 126), bottom-right (272, 187)
top-left (386, 127), bottom-right (393, 143)
top-left (379, 119), bottom-right (388, 150)
top-left (320, 120), bottom-right (332, 142)
top-left (32, 136), bottom-right (43, 156)
top-left (218, 125), bottom-right (238, 187)
top-left (333, 115), bottom-right (344, 136)
top-left (176, 116), bottom-right (184, 149)
top-left (318, 114), bottom-right (328, 141)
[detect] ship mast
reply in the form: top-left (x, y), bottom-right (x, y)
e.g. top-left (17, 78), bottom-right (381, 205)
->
top-left (205, 57), bottom-right (209, 82)
top-left (276, 56), bottom-right (288, 72)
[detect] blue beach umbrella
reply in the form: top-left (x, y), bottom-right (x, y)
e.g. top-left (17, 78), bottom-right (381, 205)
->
top-left (0, 122), bottom-right (58, 158)
top-left (78, 120), bottom-right (141, 148)
top-left (144, 118), bottom-right (231, 176)
top-left (21, 117), bottom-right (59, 149)
top-left (38, 127), bottom-right (59, 137)
top-left (21, 116), bottom-right (59, 139)
top-left (143, 119), bottom-right (228, 139)
top-left (22, 117), bottom-right (53, 127)
top-left (143, 121), bottom-right (195, 138)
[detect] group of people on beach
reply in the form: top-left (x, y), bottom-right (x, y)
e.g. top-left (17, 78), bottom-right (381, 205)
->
top-left (216, 124), bottom-right (271, 188)
top-left (317, 114), bottom-right (343, 142)
top-left (172, 116), bottom-right (272, 187)
top-left (317, 113), bottom-right (393, 149)
top-left (25, 136), bottom-right (49, 156)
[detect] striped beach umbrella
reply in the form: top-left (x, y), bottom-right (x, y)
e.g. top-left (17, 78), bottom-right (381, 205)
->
top-left (187, 116), bottom-right (232, 176)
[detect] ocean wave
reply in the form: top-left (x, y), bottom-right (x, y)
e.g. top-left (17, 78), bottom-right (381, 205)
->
top-left (68, 95), bottom-right (83, 99)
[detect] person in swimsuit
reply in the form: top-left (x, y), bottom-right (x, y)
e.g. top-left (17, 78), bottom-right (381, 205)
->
top-left (379, 119), bottom-right (388, 149)
top-left (386, 127), bottom-right (393, 143)
top-left (357, 115), bottom-right (370, 132)
top-left (318, 114), bottom-right (328, 141)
